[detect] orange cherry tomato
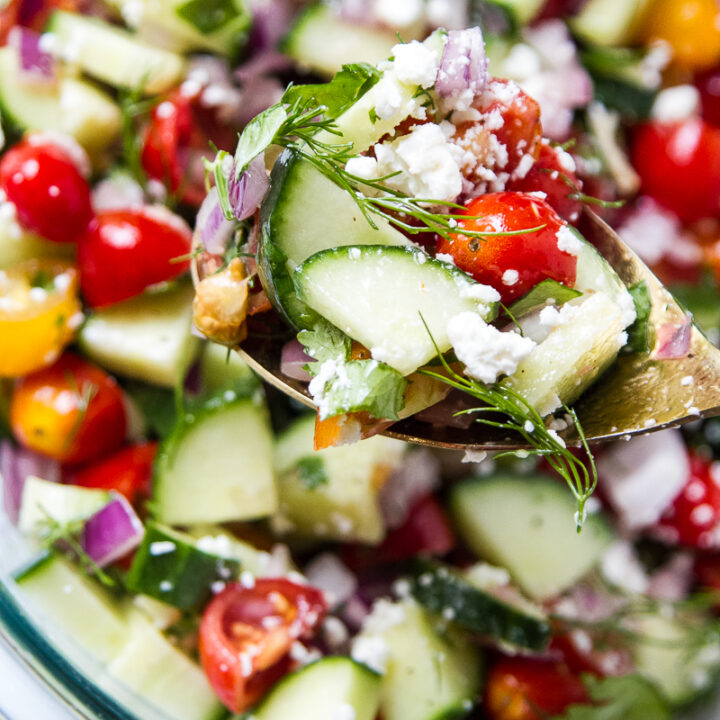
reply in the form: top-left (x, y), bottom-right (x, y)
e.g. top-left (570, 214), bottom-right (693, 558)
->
top-left (10, 353), bottom-right (127, 465)
top-left (0, 259), bottom-right (82, 378)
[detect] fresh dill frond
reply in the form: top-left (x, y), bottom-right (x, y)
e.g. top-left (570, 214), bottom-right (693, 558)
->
top-left (117, 76), bottom-right (158, 189)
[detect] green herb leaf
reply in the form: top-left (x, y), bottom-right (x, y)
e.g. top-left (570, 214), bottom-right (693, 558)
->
top-left (29, 269), bottom-right (56, 292)
top-left (507, 279), bottom-right (582, 319)
top-left (234, 104), bottom-right (288, 176)
top-left (124, 381), bottom-right (178, 439)
top-left (283, 63), bottom-right (381, 120)
top-left (555, 674), bottom-right (669, 720)
top-left (298, 321), bottom-right (351, 364)
top-left (295, 456), bottom-right (328, 490)
top-left (176, 0), bottom-right (238, 33)
top-left (622, 281), bottom-right (652, 354)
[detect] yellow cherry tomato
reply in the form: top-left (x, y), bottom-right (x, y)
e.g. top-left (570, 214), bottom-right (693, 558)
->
top-left (0, 259), bottom-right (82, 377)
top-left (641, 0), bottom-right (720, 71)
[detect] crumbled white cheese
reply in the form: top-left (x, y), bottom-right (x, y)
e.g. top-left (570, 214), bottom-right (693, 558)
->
top-left (556, 225), bottom-right (583, 256)
top-left (392, 40), bottom-right (440, 89)
top-left (502, 43), bottom-right (542, 78)
top-left (424, 0), bottom-right (466, 29)
top-left (502, 269), bottom-right (519, 286)
top-left (462, 450), bottom-right (487, 464)
top-left (372, 76), bottom-right (406, 120)
top-left (351, 635), bottom-right (390, 674)
top-left (651, 84), bottom-right (700, 123)
top-left (538, 305), bottom-right (565, 328)
top-left (372, 0), bottom-right (424, 27)
top-left (466, 562), bottom-right (511, 589)
top-left (459, 281), bottom-right (501, 308)
top-left (435, 252), bottom-right (456, 266)
top-left (332, 704), bottom-right (356, 720)
top-left (681, 375), bottom-right (694, 386)
top-left (601, 541), bottom-right (649, 595)
top-left (308, 359), bottom-right (340, 419)
top-left (447, 312), bottom-right (536, 384)
top-left (345, 155), bottom-right (379, 181)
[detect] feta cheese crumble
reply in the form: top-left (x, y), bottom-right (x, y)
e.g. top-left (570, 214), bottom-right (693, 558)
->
top-left (391, 40), bottom-right (440, 89)
top-left (556, 225), bottom-right (583, 256)
top-left (502, 269), bottom-right (519, 286)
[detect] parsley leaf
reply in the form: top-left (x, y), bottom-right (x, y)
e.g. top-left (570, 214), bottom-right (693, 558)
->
top-left (507, 279), bottom-right (582, 319)
top-left (296, 456), bottom-right (328, 490)
top-left (234, 104), bottom-right (288, 176)
top-left (124, 381), bottom-right (178, 439)
top-left (298, 322), bottom-right (351, 364)
top-left (555, 675), bottom-right (669, 720)
top-left (622, 281), bottom-right (652, 354)
top-left (176, 0), bottom-right (239, 33)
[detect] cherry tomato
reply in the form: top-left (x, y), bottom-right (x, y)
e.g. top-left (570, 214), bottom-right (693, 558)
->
top-left (654, 455), bottom-right (720, 549)
top-left (641, 0), bottom-right (720, 72)
top-left (0, 0), bottom-right (77, 41)
top-left (0, 259), bottom-right (81, 377)
top-left (696, 66), bottom-right (720, 127)
top-left (436, 192), bottom-right (576, 304)
top-left (77, 206), bottom-right (192, 308)
top-left (0, 136), bottom-right (93, 244)
top-left (551, 632), bottom-right (634, 679)
top-left (10, 353), bottom-right (127, 465)
top-left (199, 579), bottom-right (327, 713)
top-left (631, 118), bottom-right (720, 223)
top-left (485, 657), bottom-right (589, 720)
top-left (67, 442), bottom-right (158, 506)
top-left (506, 141), bottom-right (584, 224)
top-left (0, 0), bottom-right (20, 43)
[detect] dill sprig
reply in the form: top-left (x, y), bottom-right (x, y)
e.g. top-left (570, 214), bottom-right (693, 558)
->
top-left (417, 315), bottom-right (597, 531)
top-left (117, 77), bottom-right (158, 189)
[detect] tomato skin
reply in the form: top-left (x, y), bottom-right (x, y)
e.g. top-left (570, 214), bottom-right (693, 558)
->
top-left (485, 657), bottom-right (589, 720)
top-left (631, 118), bottom-right (720, 223)
top-left (199, 579), bottom-right (327, 713)
top-left (10, 353), bottom-right (127, 465)
top-left (0, 139), bottom-right (93, 244)
top-left (77, 207), bottom-right (192, 308)
top-left (67, 442), bottom-right (157, 506)
top-left (436, 192), bottom-right (576, 304)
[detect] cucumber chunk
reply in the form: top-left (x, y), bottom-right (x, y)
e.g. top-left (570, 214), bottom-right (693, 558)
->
top-left (0, 48), bottom-right (121, 156)
top-left (252, 657), bottom-right (381, 720)
top-left (355, 599), bottom-right (483, 720)
top-left (0, 212), bottom-right (75, 269)
top-left (450, 475), bottom-right (614, 600)
top-left (78, 282), bottom-right (201, 389)
top-left (410, 561), bottom-right (551, 652)
top-left (284, 4), bottom-right (405, 77)
top-left (46, 11), bottom-right (185, 94)
top-left (126, 522), bottom-right (240, 610)
top-left (294, 245), bottom-right (498, 376)
top-left (272, 414), bottom-right (405, 544)
top-left (492, 0), bottom-right (546, 22)
top-left (153, 390), bottom-right (277, 526)
top-left (199, 341), bottom-right (256, 393)
top-left (571, 0), bottom-right (651, 47)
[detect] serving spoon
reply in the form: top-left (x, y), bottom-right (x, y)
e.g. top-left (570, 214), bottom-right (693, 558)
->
top-left (192, 209), bottom-right (720, 450)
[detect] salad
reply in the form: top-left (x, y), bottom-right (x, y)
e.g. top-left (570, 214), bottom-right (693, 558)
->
top-left (3, 1), bottom-right (720, 720)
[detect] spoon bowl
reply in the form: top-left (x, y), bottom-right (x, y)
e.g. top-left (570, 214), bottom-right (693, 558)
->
top-left (193, 209), bottom-right (720, 450)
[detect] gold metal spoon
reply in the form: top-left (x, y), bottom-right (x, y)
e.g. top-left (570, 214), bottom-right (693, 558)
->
top-left (192, 209), bottom-right (720, 450)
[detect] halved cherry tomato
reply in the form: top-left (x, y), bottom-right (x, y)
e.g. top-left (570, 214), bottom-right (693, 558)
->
top-left (0, 136), bottom-right (93, 244)
top-left (485, 656), bottom-right (589, 720)
top-left (0, 0), bottom-right (20, 43)
top-left (77, 206), bottom-right (192, 308)
top-left (199, 578), bottom-right (327, 713)
top-left (631, 118), bottom-right (720, 223)
top-left (10, 353), bottom-right (127, 465)
top-left (0, 0), bottom-right (77, 42)
top-left (0, 259), bottom-right (81, 377)
top-left (436, 192), bottom-right (576, 304)
top-left (67, 442), bottom-right (158, 507)
top-left (654, 454), bottom-right (720, 549)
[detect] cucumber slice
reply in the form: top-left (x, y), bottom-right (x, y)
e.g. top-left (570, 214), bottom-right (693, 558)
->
top-left (78, 282), bottom-right (201, 389)
top-left (153, 390), bottom-right (277, 525)
top-left (410, 561), bottom-right (551, 652)
top-left (258, 150), bottom-right (410, 327)
top-left (450, 475), bottom-right (614, 600)
top-left (46, 11), bottom-right (185, 94)
top-left (355, 599), bottom-right (482, 720)
top-left (14, 553), bottom-right (128, 663)
top-left (272, 414), bottom-right (405, 544)
top-left (294, 245), bottom-right (498, 376)
top-left (18, 476), bottom-right (111, 537)
top-left (0, 212), bottom-right (75, 269)
top-left (0, 48), bottom-right (121, 156)
top-left (126, 522), bottom-right (240, 610)
top-left (571, 0), bottom-right (651, 47)
top-left (186, 525), bottom-right (276, 576)
top-left (493, 0), bottom-right (545, 23)
top-left (284, 4), bottom-right (404, 77)
top-left (252, 657), bottom-right (381, 720)
top-left (107, 610), bottom-right (225, 720)
top-left (199, 341), bottom-right (256, 393)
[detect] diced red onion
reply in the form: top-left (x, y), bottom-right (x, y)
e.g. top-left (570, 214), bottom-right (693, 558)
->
top-left (435, 27), bottom-right (488, 102)
top-left (339, 594), bottom-right (370, 631)
top-left (647, 552), bottom-right (694, 602)
top-left (9, 27), bottom-right (56, 84)
top-left (235, 51), bottom-right (292, 82)
top-left (81, 495), bottom-right (144, 568)
top-left (196, 187), bottom-right (236, 256)
top-left (304, 553), bottom-right (358, 609)
top-left (235, 75), bottom-right (285, 127)
top-left (280, 339), bottom-right (314, 381)
top-left (248, 0), bottom-right (293, 52)
top-left (228, 155), bottom-right (270, 222)
top-left (336, 0), bottom-right (373, 24)
top-left (655, 315), bottom-right (692, 359)
top-left (1, 441), bottom-right (60, 526)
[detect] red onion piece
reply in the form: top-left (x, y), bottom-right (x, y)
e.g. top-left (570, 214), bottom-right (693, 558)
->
top-left (435, 27), bottom-right (488, 102)
top-left (280, 339), bottom-right (313, 381)
top-left (229, 155), bottom-right (270, 222)
top-left (647, 552), bottom-right (694, 602)
top-left (1, 441), bottom-right (60, 526)
top-left (248, 0), bottom-right (293, 52)
top-left (81, 495), bottom-right (144, 568)
top-left (304, 553), bottom-right (358, 609)
top-left (655, 314), bottom-right (692, 359)
top-left (235, 50), bottom-right (292, 82)
top-left (9, 27), bottom-right (56, 84)
top-left (196, 187), bottom-right (236, 255)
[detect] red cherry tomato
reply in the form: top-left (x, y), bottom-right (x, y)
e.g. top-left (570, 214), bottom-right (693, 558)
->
top-left (0, 0), bottom-right (20, 43)
top-left (696, 66), bottom-right (720, 127)
top-left (506, 141), bottom-right (584, 224)
top-left (10, 353), bottom-right (127, 465)
top-left (654, 455), bottom-right (720, 549)
top-left (485, 657), bottom-right (589, 720)
top-left (436, 192), bottom-right (576, 304)
top-left (631, 118), bottom-right (720, 222)
top-left (551, 633), bottom-right (634, 679)
top-left (199, 579), bottom-right (327, 713)
top-left (0, 137), bottom-right (93, 243)
top-left (77, 206), bottom-right (192, 308)
top-left (67, 442), bottom-right (158, 506)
